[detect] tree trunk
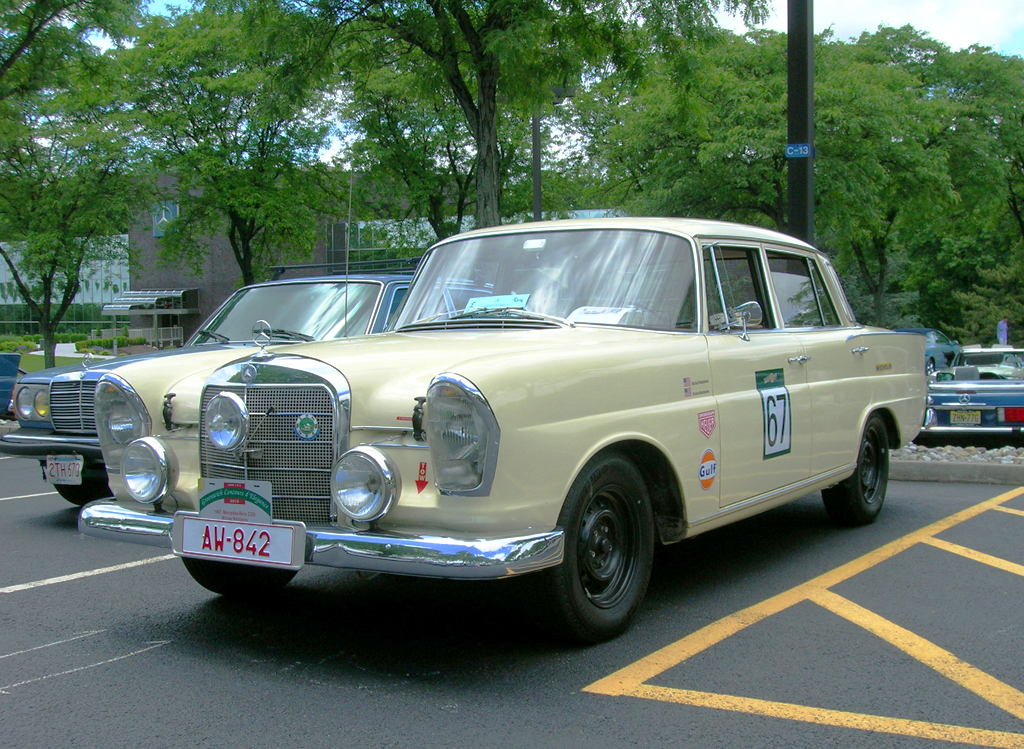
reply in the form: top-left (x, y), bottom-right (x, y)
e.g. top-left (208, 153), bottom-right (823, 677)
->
top-left (474, 63), bottom-right (501, 228)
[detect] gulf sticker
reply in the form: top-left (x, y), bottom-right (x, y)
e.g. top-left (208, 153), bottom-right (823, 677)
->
top-left (699, 449), bottom-right (717, 490)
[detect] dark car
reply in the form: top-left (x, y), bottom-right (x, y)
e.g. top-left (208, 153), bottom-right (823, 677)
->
top-left (1, 353), bottom-right (20, 416)
top-left (1, 272), bottom-right (411, 505)
top-left (896, 327), bottom-right (962, 374)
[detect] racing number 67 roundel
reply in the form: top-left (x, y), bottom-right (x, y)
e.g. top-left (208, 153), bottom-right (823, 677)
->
top-left (757, 369), bottom-right (791, 459)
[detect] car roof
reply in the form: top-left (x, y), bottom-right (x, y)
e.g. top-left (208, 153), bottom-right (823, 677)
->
top-left (239, 273), bottom-right (413, 290)
top-left (439, 217), bottom-right (818, 252)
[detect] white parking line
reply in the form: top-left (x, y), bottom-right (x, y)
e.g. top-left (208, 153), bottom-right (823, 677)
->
top-left (0, 641), bottom-right (170, 694)
top-left (0, 555), bottom-right (176, 594)
top-left (0, 631), bottom-right (105, 660)
top-left (0, 491), bottom-right (58, 502)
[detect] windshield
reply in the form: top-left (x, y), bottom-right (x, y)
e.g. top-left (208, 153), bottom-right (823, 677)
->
top-left (959, 351), bottom-right (1024, 367)
top-left (189, 281), bottom-right (383, 344)
top-left (394, 228), bottom-right (697, 331)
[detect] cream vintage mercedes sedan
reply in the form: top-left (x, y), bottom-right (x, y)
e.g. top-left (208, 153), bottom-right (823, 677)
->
top-left (79, 218), bottom-right (926, 642)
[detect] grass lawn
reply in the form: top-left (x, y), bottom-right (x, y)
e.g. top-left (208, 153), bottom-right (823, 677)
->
top-left (17, 355), bottom-right (82, 373)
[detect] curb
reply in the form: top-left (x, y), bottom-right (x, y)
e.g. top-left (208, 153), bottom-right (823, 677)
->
top-left (890, 460), bottom-right (1024, 486)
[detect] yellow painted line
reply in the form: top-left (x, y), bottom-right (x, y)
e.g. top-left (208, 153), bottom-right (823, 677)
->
top-left (809, 588), bottom-right (1024, 720)
top-left (993, 506), bottom-right (1024, 519)
top-left (584, 487), bottom-right (1024, 744)
top-left (922, 536), bottom-right (1024, 578)
top-left (587, 487), bottom-right (1024, 696)
top-left (624, 684), bottom-right (1024, 749)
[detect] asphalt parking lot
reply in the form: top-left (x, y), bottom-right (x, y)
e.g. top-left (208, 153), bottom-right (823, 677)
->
top-left (3, 454), bottom-right (1024, 749)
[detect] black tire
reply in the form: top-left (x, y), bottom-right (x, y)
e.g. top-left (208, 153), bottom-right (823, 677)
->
top-left (181, 557), bottom-right (297, 598)
top-left (55, 479), bottom-right (111, 507)
top-left (822, 413), bottom-right (889, 527)
top-left (543, 453), bottom-right (654, 643)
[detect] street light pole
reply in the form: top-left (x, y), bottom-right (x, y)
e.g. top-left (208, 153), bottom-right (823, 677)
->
top-left (531, 87), bottom-right (574, 223)
top-left (532, 113), bottom-right (542, 221)
top-left (787, 0), bottom-right (814, 244)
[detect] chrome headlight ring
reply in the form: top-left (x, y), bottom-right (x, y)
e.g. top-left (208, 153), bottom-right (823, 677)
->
top-left (95, 374), bottom-right (151, 448)
top-left (121, 437), bottom-right (177, 504)
top-left (425, 373), bottom-right (500, 496)
top-left (205, 391), bottom-right (249, 451)
top-left (331, 446), bottom-right (401, 523)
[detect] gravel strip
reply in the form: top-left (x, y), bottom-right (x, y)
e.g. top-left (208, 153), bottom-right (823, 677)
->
top-left (892, 443), bottom-right (1024, 465)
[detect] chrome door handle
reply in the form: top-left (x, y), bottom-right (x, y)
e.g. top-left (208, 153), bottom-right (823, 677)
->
top-left (788, 355), bottom-right (809, 364)
top-left (851, 346), bottom-right (869, 354)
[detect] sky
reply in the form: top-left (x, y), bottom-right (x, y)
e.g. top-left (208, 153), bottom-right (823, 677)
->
top-left (718, 0), bottom-right (1024, 57)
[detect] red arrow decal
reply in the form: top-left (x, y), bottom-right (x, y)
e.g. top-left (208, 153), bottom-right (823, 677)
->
top-left (416, 480), bottom-right (428, 493)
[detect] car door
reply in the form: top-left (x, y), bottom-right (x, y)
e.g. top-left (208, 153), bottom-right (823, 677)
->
top-left (702, 243), bottom-right (812, 508)
top-left (763, 247), bottom-right (868, 477)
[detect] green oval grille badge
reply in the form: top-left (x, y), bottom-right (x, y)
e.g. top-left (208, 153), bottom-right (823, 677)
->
top-left (294, 414), bottom-right (320, 441)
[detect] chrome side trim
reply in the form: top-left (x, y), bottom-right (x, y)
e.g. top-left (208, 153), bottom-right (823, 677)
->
top-left (689, 464), bottom-right (855, 530)
top-left (79, 500), bottom-right (564, 579)
top-left (846, 330), bottom-right (912, 341)
top-left (921, 425), bottom-right (1019, 434)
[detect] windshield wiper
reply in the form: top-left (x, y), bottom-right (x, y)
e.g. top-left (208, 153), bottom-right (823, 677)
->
top-left (399, 306), bottom-right (574, 330)
top-left (270, 328), bottom-right (315, 342)
top-left (196, 328), bottom-right (230, 343)
top-left (451, 306), bottom-right (575, 327)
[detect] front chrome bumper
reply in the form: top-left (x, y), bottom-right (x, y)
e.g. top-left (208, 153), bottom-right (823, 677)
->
top-left (78, 500), bottom-right (564, 579)
top-left (0, 428), bottom-right (104, 461)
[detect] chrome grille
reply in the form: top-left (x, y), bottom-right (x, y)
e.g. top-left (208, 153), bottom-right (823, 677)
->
top-left (200, 384), bottom-right (336, 524)
top-left (50, 379), bottom-right (96, 433)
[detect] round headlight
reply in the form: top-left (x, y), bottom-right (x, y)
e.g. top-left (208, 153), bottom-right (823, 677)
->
top-left (206, 392), bottom-right (248, 450)
top-left (32, 389), bottom-right (50, 418)
top-left (121, 437), bottom-right (176, 503)
top-left (15, 387), bottom-right (34, 420)
top-left (331, 447), bottom-right (400, 522)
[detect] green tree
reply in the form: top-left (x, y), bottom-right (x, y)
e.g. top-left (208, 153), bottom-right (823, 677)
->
top-left (0, 60), bottom-right (151, 367)
top-left (283, 0), bottom-right (768, 229)
top-left (341, 59), bottom-right (476, 241)
top-left (120, 5), bottom-right (342, 285)
top-left (0, 0), bottom-right (141, 101)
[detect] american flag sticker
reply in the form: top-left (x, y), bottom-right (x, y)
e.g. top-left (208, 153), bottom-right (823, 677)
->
top-left (698, 410), bottom-right (716, 438)
top-left (683, 377), bottom-right (693, 398)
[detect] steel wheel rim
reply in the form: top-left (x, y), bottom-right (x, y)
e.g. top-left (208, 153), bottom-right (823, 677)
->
top-left (576, 487), bottom-right (639, 609)
top-left (859, 426), bottom-right (885, 504)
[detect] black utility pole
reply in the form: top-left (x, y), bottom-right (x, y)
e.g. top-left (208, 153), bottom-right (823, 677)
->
top-left (787, 0), bottom-right (814, 244)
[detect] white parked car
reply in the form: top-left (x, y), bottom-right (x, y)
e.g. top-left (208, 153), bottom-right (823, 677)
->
top-left (80, 218), bottom-right (926, 642)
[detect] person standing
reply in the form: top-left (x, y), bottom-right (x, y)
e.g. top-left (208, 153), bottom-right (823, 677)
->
top-left (997, 316), bottom-right (1009, 345)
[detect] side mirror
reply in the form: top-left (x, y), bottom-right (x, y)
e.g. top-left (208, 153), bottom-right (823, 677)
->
top-left (735, 301), bottom-right (763, 326)
top-left (732, 301), bottom-right (763, 341)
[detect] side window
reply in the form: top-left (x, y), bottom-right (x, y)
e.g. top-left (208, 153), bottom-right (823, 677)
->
top-left (703, 245), bottom-right (774, 331)
top-left (809, 263), bottom-right (840, 326)
top-left (766, 250), bottom-right (839, 328)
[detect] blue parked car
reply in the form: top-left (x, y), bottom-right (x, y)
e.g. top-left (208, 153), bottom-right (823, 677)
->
top-left (896, 327), bottom-right (962, 374)
top-left (1, 353), bottom-right (21, 416)
top-left (922, 346), bottom-right (1024, 435)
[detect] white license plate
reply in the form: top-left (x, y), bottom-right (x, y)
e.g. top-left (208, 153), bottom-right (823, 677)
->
top-left (950, 410), bottom-right (982, 425)
top-left (173, 514), bottom-right (305, 569)
top-left (46, 455), bottom-right (84, 485)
